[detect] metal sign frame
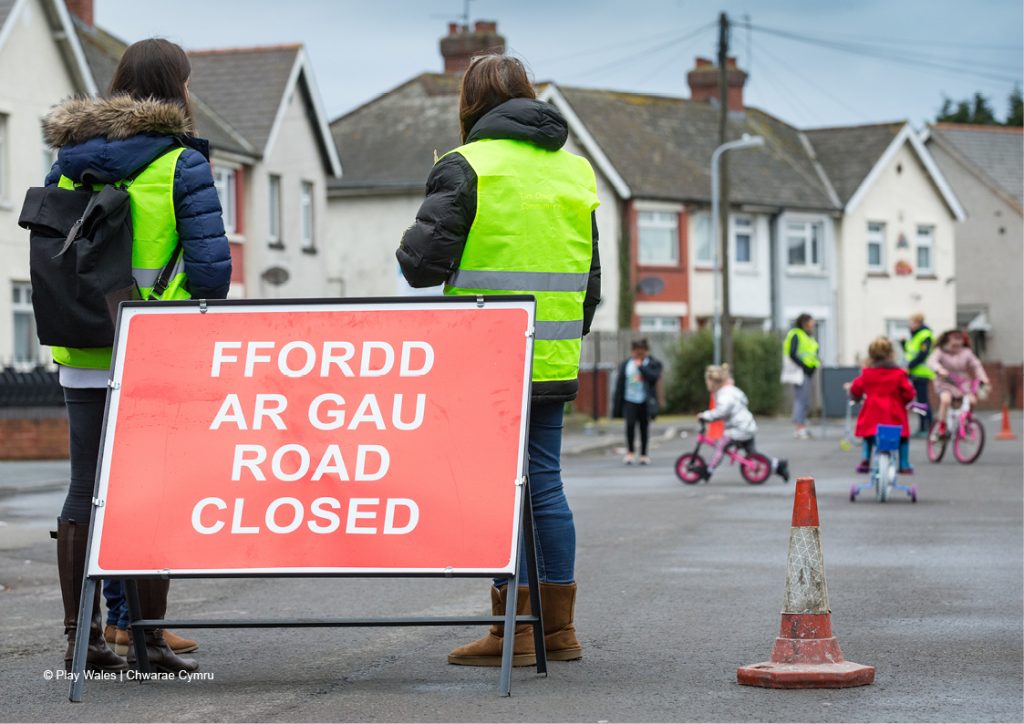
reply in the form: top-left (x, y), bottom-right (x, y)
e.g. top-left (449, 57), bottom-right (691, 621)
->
top-left (68, 296), bottom-right (546, 701)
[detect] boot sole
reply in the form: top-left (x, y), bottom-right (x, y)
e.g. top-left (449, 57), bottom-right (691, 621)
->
top-left (447, 653), bottom-right (536, 667)
top-left (113, 643), bottom-right (129, 657)
top-left (547, 647), bottom-right (583, 662)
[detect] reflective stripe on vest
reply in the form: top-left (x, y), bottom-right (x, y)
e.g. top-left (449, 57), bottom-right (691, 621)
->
top-left (783, 327), bottom-right (820, 369)
top-left (442, 138), bottom-right (599, 383)
top-left (904, 328), bottom-right (936, 379)
top-left (52, 147), bottom-right (187, 370)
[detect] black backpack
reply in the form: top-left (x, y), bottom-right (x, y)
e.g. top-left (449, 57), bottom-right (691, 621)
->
top-left (18, 158), bottom-right (182, 349)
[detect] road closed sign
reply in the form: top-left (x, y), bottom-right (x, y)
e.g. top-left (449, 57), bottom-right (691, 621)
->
top-left (87, 298), bottom-right (535, 576)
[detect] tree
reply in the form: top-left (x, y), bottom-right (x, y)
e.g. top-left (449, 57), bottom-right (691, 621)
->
top-left (1007, 86), bottom-right (1023, 127)
top-left (936, 88), bottom-right (1021, 126)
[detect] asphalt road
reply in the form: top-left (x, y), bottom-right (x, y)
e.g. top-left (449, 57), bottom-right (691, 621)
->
top-left (1, 416), bottom-right (1021, 722)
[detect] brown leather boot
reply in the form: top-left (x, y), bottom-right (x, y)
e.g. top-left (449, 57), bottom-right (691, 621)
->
top-left (122, 627), bottom-right (198, 655)
top-left (56, 519), bottom-right (127, 672)
top-left (540, 582), bottom-right (582, 661)
top-left (126, 579), bottom-right (199, 674)
top-left (447, 586), bottom-right (536, 667)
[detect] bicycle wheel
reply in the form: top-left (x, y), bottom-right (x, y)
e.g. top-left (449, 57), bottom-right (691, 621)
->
top-left (927, 421), bottom-right (947, 463)
top-left (876, 454), bottom-right (890, 502)
top-left (740, 452), bottom-right (772, 484)
top-left (953, 418), bottom-right (985, 464)
top-left (675, 453), bottom-right (707, 484)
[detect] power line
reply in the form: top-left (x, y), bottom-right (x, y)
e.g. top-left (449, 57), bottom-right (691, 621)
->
top-left (570, 21), bottom-right (716, 81)
top-left (634, 26), bottom-right (716, 89)
top-left (535, 22), bottom-right (713, 66)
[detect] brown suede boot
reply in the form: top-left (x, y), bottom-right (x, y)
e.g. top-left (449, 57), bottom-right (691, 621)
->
top-left (540, 582), bottom-right (582, 661)
top-left (447, 586), bottom-right (536, 667)
top-left (126, 579), bottom-right (199, 674)
top-left (56, 519), bottom-right (127, 672)
top-left (122, 627), bottom-right (198, 655)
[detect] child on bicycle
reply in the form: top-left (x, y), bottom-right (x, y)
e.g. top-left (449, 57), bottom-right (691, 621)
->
top-left (848, 337), bottom-right (915, 474)
top-left (929, 330), bottom-right (990, 441)
top-left (698, 365), bottom-right (789, 482)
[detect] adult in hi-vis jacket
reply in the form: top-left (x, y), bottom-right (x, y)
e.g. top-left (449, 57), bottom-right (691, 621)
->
top-left (397, 54), bottom-right (600, 667)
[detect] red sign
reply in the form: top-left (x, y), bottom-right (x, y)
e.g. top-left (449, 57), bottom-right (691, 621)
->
top-left (87, 299), bottom-right (534, 575)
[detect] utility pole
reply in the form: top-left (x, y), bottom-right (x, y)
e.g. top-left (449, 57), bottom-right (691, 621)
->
top-left (717, 12), bottom-right (734, 367)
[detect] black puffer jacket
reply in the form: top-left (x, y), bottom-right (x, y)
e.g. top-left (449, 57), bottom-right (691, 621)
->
top-left (397, 98), bottom-right (601, 403)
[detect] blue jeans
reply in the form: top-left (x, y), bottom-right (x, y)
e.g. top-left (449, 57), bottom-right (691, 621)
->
top-left (497, 400), bottom-right (575, 586)
top-left (792, 376), bottom-right (813, 425)
top-left (103, 579), bottom-right (130, 629)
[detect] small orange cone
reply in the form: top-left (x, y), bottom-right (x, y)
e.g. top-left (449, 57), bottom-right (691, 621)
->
top-left (996, 404), bottom-right (1017, 441)
top-left (707, 395), bottom-right (725, 441)
top-left (737, 477), bottom-right (875, 688)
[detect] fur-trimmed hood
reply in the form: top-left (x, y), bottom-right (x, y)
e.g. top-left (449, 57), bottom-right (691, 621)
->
top-left (43, 95), bottom-right (190, 148)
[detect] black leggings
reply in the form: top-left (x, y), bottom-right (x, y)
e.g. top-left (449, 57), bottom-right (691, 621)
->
top-left (623, 400), bottom-right (650, 455)
top-left (61, 387), bottom-right (107, 524)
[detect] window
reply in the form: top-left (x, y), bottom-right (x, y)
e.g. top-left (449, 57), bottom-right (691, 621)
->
top-left (732, 215), bottom-right (754, 268)
top-left (0, 114), bottom-right (7, 201)
top-left (213, 167), bottom-right (237, 234)
top-left (42, 124), bottom-right (56, 180)
top-left (639, 315), bottom-right (680, 332)
top-left (692, 212), bottom-right (713, 266)
top-left (866, 222), bottom-right (886, 272)
top-left (300, 181), bottom-right (315, 251)
top-left (916, 224), bottom-right (935, 275)
top-left (786, 220), bottom-right (824, 271)
top-left (637, 210), bottom-right (678, 266)
top-left (12, 283), bottom-right (40, 368)
top-left (268, 174), bottom-right (282, 246)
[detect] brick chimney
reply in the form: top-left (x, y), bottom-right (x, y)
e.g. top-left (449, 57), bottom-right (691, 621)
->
top-left (440, 20), bottom-right (506, 74)
top-left (687, 56), bottom-right (747, 111)
top-left (64, 0), bottom-right (94, 26)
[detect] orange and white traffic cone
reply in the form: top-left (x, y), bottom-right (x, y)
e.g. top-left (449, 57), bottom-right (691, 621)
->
top-left (996, 403), bottom-right (1017, 441)
top-left (707, 394), bottom-right (724, 441)
top-left (737, 477), bottom-right (875, 688)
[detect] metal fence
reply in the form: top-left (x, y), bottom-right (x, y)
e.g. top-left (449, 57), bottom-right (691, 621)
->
top-left (0, 366), bottom-right (63, 407)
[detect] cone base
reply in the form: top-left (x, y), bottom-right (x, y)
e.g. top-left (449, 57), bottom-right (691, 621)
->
top-left (737, 660), bottom-right (875, 688)
top-left (996, 432), bottom-right (1017, 440)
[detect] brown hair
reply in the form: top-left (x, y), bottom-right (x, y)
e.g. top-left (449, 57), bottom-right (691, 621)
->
top-left (868, 336), bottom-right (894, 364)
top-left (109, 38), bottom-right (193, 131)
top-left (458, 54), bottom-right (535, 142)
top-left (937, 329), bottom-right (970, 350)
top-left (631, 338), bottom-right (649, 352)
top-left (705, 364), bottom-right (732, 386)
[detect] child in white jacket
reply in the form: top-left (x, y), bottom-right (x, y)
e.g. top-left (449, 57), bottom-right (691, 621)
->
top-left (698, 365), bottom-right (789, 482)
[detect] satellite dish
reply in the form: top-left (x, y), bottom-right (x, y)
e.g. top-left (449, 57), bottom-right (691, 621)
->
top-left (636, 276), bottom-right (665, 295)
top-left (261, 266), bottom-right (290, 286)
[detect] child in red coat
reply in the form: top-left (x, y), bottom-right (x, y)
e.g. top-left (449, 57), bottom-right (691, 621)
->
top-left (849, 337), bottom-right (916, 474)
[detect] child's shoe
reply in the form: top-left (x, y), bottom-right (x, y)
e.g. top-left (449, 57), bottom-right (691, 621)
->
top-left (855, 459), bottom-right (870, 474)
top-left (638, 455), bottom-right (651, 465)
top-left (775, 459), bottom-right (790, 482)
top-left (899, 467), bottom-right (914, 475)
top-left (623, 452), bottom-right (635, 465)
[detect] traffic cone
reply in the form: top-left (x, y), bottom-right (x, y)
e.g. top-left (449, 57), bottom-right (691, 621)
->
top-left (737, 477), bottom-right (875, 688)
top-left (996, 403), bottom-right (1017, 441)
top-left (707, 394), bottom-right (724, 441)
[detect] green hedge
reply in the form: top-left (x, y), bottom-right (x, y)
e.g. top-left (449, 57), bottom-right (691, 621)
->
top-left (664, 330), bottom-right (783, 415)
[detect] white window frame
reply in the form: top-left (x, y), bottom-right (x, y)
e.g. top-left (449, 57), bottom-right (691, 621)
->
top-left (916, 224), bottom-right (935, 276)
top-left (638, 315), bottom-right (681, 332)
top-left (692, 211), bottom-right (713, 268)
top-left (213, 166), bottom-right (237, 235)
top-left (785, 218), bottom-right (825, 273)
top-left (268, 174), bottom-right (282, 246)
top-left (12, 282), bottom-right (42, 370)
top-left (731, 214), bottom-right (755, 271)
top-left (300, 180), bottom-right (315, 251)
top-left (0, 113), bottom-right (7, 203)
top-left (637, 210), bottom-right (679, 267)
top-left (866, 221), bottom-right (886, 273)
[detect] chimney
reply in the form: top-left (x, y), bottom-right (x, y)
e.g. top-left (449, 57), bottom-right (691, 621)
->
top-left (687, 56), bottom-right (747, 111)
top-left (65, 0), bottom-right (94, 26)
top-left (440, 20), bottom-right (506, 74)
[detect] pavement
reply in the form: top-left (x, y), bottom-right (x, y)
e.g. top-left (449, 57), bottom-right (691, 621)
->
top-left (0, 412), bottom-right (1021, 722)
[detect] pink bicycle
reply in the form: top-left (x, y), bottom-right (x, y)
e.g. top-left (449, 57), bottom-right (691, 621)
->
top-left (675, 420), bottom-right (772, 485)
top-left (927, 377), bottom-right (985, 464)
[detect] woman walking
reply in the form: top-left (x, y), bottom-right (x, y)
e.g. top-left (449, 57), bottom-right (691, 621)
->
top-left (612, 338), bottom-right (663, 464)
top-left (397, 54), bottom-right (600, 666)
top-left (42, 38), bottom-right (230, 672)
top-left (782, 314), bottom-right (820, 439)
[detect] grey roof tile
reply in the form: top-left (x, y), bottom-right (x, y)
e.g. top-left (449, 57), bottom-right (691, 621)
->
top-left (188, 45), bottom-right (300, 153)
top-left (804, 122), bottom-right (904, 204)
top-left (0, 0), bottom-right (17, 32)
top-left (930, 123), bottom-right (1023, 205)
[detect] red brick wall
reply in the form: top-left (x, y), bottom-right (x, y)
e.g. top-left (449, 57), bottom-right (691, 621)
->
top-left (575, 368), bottom-right (610, 418)
top-left (0, 409), bottom-right (69, 460)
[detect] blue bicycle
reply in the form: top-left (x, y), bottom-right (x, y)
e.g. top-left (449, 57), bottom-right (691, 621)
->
top-left (849, 423), bottom-right (918, 503)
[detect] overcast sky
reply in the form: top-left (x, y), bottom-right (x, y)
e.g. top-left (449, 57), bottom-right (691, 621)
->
top-left (96, 0), bottom-right (1023, 130)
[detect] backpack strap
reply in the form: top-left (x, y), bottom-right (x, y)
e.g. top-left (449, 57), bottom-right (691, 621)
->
top-left (125, 142), bottom-right (185, 299)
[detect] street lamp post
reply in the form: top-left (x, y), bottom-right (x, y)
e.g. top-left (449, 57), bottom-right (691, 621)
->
top-left (711, 133), bottom-right (765, 365)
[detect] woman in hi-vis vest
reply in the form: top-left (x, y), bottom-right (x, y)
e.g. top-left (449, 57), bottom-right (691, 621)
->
top-left (43, 39), bottom-right (230, 674)
top-left (398, 54), bottom-right (601, 667)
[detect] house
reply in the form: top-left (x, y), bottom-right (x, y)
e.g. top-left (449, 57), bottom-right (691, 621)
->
top-left (805, 122), bottom-right (965, 365)
top-left (923, 123), bottom-right (1023, 365)
top-left (64, 0), bottom-right (342, 300)
top-left (0, 0), bottom-right (95, 369)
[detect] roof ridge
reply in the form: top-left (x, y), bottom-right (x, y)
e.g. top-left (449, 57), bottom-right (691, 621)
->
top-left (190, 43), bottom-right (302, 56)
top-left (804, 120), bottom-right (906, 133)
top-left (932, 122), bottom-right (1024, 135)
